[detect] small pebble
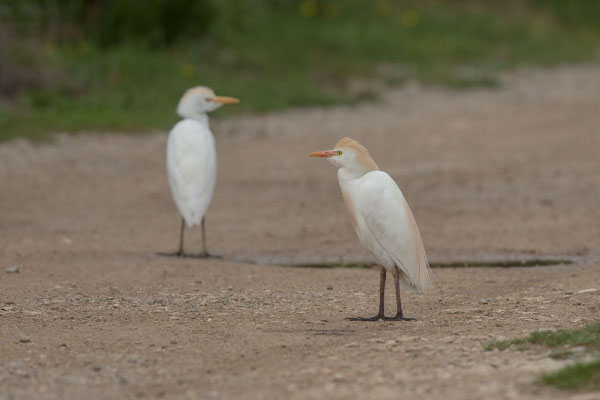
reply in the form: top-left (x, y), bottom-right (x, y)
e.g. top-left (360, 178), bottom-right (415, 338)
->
top-left (575, 288), bottom-right (597, 294)
top-left (287, 383), bottom-right (298, 391)
top-left (19, 335), bottom-right (31, 343)
top-left (6, 266), bottom-right (19, 274)
top-left (444, 309), bottom-right (464, 314)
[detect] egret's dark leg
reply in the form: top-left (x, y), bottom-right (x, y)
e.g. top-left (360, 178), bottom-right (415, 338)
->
top-left (156, 218), bottom-right (187, 257)
top-left (385, 268), bottom-right (416, 321)
top-left (176, 217), bottom-right (185, 256)
top-left (200, 217), bottom-right (209, 258)
top-left (378, 267), bottom-right (386, 317)
top-left (347, 267), bottom-right (386, 321)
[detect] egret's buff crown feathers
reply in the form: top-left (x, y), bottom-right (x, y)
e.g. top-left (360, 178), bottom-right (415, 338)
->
top-left (335, 137), bottom-right (379, 172)
top-left (176, 86), bottom-right (217, 118)
top-left (181, 86), bottom-right (215, 101)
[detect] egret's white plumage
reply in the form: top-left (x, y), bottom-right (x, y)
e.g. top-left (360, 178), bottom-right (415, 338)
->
top-left (310, 137), bottom-right (433, 320)
top-left (167, 118), bottom-right (216, 227)
top-left (340, 170), bottom-right (432, 291)
top-left (165, 86), bottom-right (239, 257)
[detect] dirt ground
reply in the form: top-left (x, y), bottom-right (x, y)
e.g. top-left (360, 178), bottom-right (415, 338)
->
top-left (1, 65), bottom-right (600, 400)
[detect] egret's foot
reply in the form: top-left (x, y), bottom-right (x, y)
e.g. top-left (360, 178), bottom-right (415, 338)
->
top-left (346, 315), bottom-right (384, 322)
top-left (183, 252), bottom-right (223, 260)
top-left (199, 252), bottom-right (223, 260)
top-left (383, 314), bottom-right (416, 321)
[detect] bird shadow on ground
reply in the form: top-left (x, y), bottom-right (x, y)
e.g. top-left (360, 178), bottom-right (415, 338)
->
top-left (155, 252), bottom-right (225, 260)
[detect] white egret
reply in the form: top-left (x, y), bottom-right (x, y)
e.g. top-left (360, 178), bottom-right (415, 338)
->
top-left (309, 137), bottom-right (433, 320)
top-left (166, 86), bottom-right (239, 257)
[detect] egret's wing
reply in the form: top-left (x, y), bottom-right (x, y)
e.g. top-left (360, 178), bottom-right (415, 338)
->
top-left (360, 172), bottom-right (433, 292)
top-left (166, 119), bottom-right (217, 226)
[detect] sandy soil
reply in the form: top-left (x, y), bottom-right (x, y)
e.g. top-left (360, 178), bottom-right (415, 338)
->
top-left (1, 65), bottom-right (599, 399)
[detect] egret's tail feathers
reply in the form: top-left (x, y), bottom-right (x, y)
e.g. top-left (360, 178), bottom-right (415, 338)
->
top-left (401, 206), bottom-right (434, 292)
top-left (399, 258), bottom-right (434, 293)
top-left (406, 248), bottom-right (434, 293)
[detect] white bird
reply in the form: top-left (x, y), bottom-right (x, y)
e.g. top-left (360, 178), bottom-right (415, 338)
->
top-left (309, 137), bottom-right (433, 321)
top-left (166, 86), bottom-right (239, 257)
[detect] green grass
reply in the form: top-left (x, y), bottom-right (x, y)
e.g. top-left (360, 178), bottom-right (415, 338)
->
top-left (3, 0), bottom-right (600, 141)
top-left (485, 322), bottom-right (600, 351)
top-left (485, 322), bottom-right (600, 391)
top-left (540, 360), bottom-right (600, 391)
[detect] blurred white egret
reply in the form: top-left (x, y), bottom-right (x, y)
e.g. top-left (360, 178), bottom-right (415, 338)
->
top-left (166, 86), bottom-right (239, 257)
top-left (309, 137), bottom-right (433, 320)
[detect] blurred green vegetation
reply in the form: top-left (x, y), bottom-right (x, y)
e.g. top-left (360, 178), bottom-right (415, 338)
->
top-left (541, 360), bottom-right (600, 391)
top-left (485, 322), bottom-right (600, 352)
top-left (485, 322), bottom-right (600, 391)
top-left (1, 0), bottom-right (600, 140)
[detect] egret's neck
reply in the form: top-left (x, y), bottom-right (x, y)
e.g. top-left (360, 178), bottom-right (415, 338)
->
top-left (189, 113), bottom-right (209, 126)
top-left (337, 167), bottom-right (364, 187)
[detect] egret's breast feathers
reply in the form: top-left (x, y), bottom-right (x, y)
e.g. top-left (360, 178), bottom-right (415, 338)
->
top-left (166, 119), bottom-right (217, 226)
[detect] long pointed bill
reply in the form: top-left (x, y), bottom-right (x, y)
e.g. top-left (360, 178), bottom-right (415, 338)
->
top-left (308, 150), bottom-right (338, 158)
top-left (209, 96), bottom-right (240, 104)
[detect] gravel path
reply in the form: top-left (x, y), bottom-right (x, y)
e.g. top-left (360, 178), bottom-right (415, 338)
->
top-left (1, 65), bottom-right (599, 399)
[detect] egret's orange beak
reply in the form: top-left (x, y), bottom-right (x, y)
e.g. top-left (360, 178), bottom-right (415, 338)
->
top-left (209, 96), bottom-right (240, 104)
top-left (308, 150), bottom-right (339, 158)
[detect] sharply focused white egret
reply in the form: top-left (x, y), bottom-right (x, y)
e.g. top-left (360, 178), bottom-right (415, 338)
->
top-left (309, 137), bottom-right (433, 320)
top-left (166, 86), bottom-right (239, 257)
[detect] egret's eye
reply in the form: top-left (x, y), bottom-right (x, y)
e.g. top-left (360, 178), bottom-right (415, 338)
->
top-left (337, 150), bottom-right (342, 155)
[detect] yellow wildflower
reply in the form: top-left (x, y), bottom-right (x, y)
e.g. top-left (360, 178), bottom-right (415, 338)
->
top-left (180, 63), bottom-right (195, 79)
top-left (401, 10), bottom-right (419, 28)
top-left (299, 0), bottom-right (317, 17)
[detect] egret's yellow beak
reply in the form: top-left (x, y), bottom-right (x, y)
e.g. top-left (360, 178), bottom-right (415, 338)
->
top-left (209, 96), bottom-right (240, 104)
top-left (308, 150), bottom-right (340, 158)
